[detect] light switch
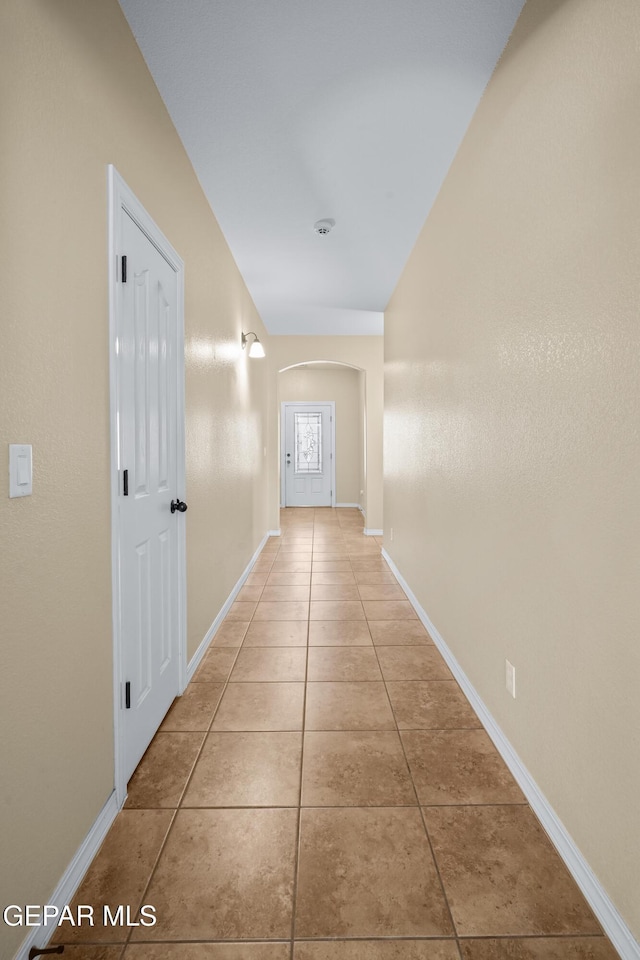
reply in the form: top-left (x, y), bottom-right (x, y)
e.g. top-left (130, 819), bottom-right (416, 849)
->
top-left (9, 444), bottom-right (32, 498)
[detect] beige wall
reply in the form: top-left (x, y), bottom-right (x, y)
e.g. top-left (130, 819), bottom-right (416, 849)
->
top-left (267, 337), bottom-right (384, 531)
top-left (384, 0), bottom-right (640, 940)
top-left (279, 365), bottom-right (363, 506)
top-left (0, 2), bottom-right (269, 956)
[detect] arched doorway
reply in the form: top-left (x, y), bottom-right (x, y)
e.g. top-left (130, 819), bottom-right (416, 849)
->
top-left (278, 361), bottom-right (366, 513)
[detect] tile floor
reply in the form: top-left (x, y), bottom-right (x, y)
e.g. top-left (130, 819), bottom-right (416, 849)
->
top-left (50, 508), bottom-right (618, 959)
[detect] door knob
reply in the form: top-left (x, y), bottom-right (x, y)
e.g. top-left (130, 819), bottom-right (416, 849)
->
top-left (170, 499), bottom-right (188, 514)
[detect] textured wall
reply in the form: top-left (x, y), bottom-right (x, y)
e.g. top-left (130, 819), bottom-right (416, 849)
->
top-left (384, 0), bottom-right (640, 939)
top-left (279, 366), bottom-right (363, 506)
top-left (0, 2), bottom-right (268, 956)
top-left (267, 337), bottom-right (384, 531)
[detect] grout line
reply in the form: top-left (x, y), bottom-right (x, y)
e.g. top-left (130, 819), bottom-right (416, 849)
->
top-left (369, 636), bottom-right (460, 941)
top-left (288, 611), bottom-right (309, 956)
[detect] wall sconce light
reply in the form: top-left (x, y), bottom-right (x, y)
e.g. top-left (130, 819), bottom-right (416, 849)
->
top-left (241, 331), bottom-right (265, 358)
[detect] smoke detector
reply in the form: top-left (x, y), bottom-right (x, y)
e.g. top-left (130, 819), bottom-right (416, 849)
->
top-left (314, 218), bottom-right (335, 235)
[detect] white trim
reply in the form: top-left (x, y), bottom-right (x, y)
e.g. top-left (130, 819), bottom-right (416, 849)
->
top-left (382, 547), bottom-right (640, 960)
top-left (108, 166), bottom-right (186, 808)
top-left (268, 529), bottom-right (282, 537)
top-left (336, 502), bottom-right (361, 508)
top-left (13, 791), bottom-right (119, 960)
top-left (280, 401), bottom-right (336, 508)
top-left (364, 528), bottom-right (383, 536)
top-left (186, 533), bottom-right (270, 682)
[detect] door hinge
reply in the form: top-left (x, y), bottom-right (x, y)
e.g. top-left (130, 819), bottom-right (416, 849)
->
top-left (125, 681), bottom-right (131, 709)
top-left (121, 255), bottom-right (127, 283)
top-left (123, 469), bottom-right (128, 496)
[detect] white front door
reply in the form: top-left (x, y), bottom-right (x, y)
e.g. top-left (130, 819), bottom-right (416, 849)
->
top-left (110, 169), bottom-right (186, 793)
top-left (282, 402), bottom-right (335, 507)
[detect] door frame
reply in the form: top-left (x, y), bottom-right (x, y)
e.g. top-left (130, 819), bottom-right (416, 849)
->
top-left (108, 166), bottom-right (187, 807)
top-left (280, 401), bottom-right (336, 508)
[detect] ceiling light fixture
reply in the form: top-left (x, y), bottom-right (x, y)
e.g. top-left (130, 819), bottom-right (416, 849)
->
top-left (241, 331), bottom-right (265, 358)
top-left (314, 218), bottom-right (335, 235)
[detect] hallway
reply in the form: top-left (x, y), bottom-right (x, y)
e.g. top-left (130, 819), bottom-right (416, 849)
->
top-left (49, 509), bottom-right (615, 959)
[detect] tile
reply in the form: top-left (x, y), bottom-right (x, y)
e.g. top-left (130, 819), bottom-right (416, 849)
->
top-left (245, 572), bottom-right (269, 586)
top-left (308, 620), bottom-right (372, 646)
top-left (266, 570), bottom-right (312, 586)
top-left (376, 646), bottom-right (453, 681)
top-left (54, 949), bottom-right (124, 960)
top-left (236, 584), bottom-right (264, 602)
top-left (305, 682), bottom-right (395, 730)
top-left (350, 559), bottom-right (391, 571)
top-left (126, 946), bottom-right (290, 959)
top-left (254, 600), bottom-right (309, 620)
top-left (182, 731), bottom-right (302, 807)
top-left (311, 583), bottom-right (360, 600)
top-left (133, 809), bottom-right (297, 940)
top-left (387, 681), bottom-right (481, 729)
top-left (230, 646), bottom-right (307, 682)
top-left (294, 943), bottom-right (460, 960)
top-left (244, 621), bottom-right (308, 646)
top-left (312, 560), bottom-right (352, 571)
top-left (458, 939), bottom-right (619, 960)
top-left (302, 731), bottom-right (415, 806)
top-left (261, 585), bottom-right (311, 601)
top-left (212, 682), bottom-right (305, 730)
top-left (226, 600), bottom-right (258, 620)
top-left (295, 808), bottom-right (453, 938)
top-left (402, 730), bottom-right (525, 805)
top-left (277, 550), bottom-right (313, 560)
top-left (358, 584), bottom-right (406, 600)
top-left (312, 552), bottom-right (349, 561)
top-left (125, 733), bottom-right (205, 809)
top-left (210, 620), bottom-right (250, 647)
top-left (307, 647), bottom-right (382, 681)
top-left (311, 570), bottom-right (357, 585)
top-left (192, 647), bottom-right (238, 682)
top-left (159, 683), bottom-right (224, 731)
top-left (363, 600), bottom-right (418, 620)
top-left (369, 620), bottom-right (433, 645)
top-left (271, 561), bottom-right (312, 572)
top-left (310, 600), bottom-right (365, 620)
top-left (423, 805), bottom-right (602, 937)
top-left (52, 810), bottom-right (173, 943)
top-left (126, 949), bottom-right (291, 959)
top-left (354, 571), bottom-right (397, 584)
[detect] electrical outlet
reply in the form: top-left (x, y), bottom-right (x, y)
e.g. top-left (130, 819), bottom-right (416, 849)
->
top-left (505, 659), bottom-right (516, 698)
top-left (390, 527), bottom-right (394, 541)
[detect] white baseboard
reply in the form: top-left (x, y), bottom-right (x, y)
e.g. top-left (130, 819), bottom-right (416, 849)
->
top-left (14, 790), bottom-right (119, 960)
top-left (268, 529), bottom-right (281, 537)
top-left (336, 502), bottom-right (361, 508)
top-left (187, 532), bottom-right (270, 682)
top-left (364, 528), bottom-right (383, 536)
top-left (382, 547), bottom-right (640, 960)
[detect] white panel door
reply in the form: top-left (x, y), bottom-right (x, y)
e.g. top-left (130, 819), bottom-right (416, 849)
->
top-left (118, 209), bottom-right (182, 783)
top-left (283, 402), bottom-right (334, 507)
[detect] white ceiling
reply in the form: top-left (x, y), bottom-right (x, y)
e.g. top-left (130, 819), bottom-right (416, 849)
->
top-left (119, 0), bottom-right (525, 336)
